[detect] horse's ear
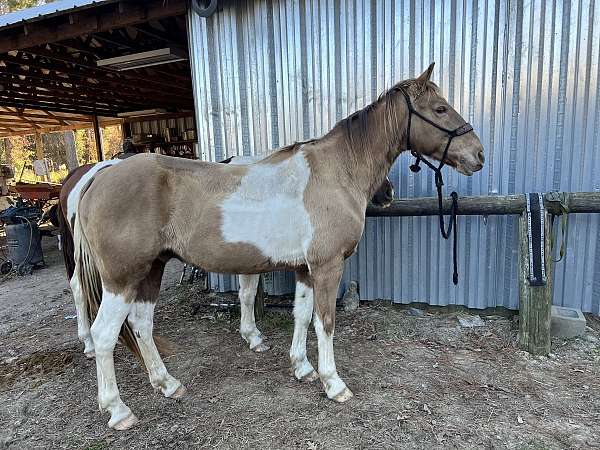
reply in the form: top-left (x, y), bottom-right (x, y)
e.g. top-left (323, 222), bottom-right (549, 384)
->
top-left (416, 63), bottom-right (435, 84)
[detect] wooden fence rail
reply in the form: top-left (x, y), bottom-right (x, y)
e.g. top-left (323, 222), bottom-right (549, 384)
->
top-left (367, 192), bottom-right (600, 217)
top-left (366, 191), bottom-right (600, 356)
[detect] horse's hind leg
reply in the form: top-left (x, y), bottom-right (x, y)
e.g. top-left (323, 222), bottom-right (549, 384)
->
top-left (128, 259), bottom-right (185, 398)
top-left (69, 274), bottom-right (95, 358)
top-left (238, 274), bottom-right (269, 352)
top-left (290, 275), bottom-right (318, 382)
top-left (90, 289), bottom-right (137, 430)
top-left (128, 301), bottom-right (185, 398)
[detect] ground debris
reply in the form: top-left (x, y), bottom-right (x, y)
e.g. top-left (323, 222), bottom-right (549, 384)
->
top-left (0, 241), bottom-right (599, 449)
top-left (457, 314), bottom-right (486, 328)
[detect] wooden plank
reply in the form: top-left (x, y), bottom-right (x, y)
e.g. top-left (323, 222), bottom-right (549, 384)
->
top-left (366, 193), bottom-right (600, 216)
top-left (0, 0), bottom-right (188, 53)
top-left (518, 211), bottom-right (553, 356)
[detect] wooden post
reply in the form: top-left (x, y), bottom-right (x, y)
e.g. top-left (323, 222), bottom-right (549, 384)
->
top-left (92, 115), bottom-right (103, 161)
top-left (518, 211), bottom-right (553, 355)
top-left (254, 275), bottom-right (266, 320)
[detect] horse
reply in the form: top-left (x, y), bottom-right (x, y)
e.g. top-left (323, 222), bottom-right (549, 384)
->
top-left (57, 156), bottom-right (394, 356)
top-left (71, 64), bottom-right (484, 430)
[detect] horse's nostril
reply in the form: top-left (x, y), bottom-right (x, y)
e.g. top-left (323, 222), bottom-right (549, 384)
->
top-left (478, 150), bottom-right (485, 164)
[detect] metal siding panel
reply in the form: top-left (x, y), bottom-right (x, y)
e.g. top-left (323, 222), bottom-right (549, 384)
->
top-left (189, 0), bottom-right (600, 314)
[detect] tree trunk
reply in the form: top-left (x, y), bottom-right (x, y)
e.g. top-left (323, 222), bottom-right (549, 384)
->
top-left (64, 131), bottom-right (79, 171)
top-left (4, 138), bottom-right (12, 165)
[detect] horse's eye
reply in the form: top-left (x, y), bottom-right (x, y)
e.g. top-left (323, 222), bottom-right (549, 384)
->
top-left (435, 106), bottom-right (447, 114)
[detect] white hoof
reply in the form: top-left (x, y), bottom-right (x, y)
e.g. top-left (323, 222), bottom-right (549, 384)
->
top-left (110, 412), bottom-right (139, 431)
top-left (332, 387), bottom-right (354, 403)
top-left (167, 385), bottom-right (187, 400)
top-left (251, 342), bottom-right (270, 353)
top-left (84, 350), bottom-right (96, 359)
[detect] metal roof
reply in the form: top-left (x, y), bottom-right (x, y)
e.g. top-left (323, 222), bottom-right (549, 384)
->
top-left (0, 0), bottom-right (116, 29)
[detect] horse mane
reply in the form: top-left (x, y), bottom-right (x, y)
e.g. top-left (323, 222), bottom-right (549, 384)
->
top-left (332, 79), bottom-right (440, 154)
top-left (321, 79), bottom-right (440, 195)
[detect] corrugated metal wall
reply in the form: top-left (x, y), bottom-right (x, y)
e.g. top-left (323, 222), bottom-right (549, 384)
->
top-left (188, 0), bottom-right (600, 314)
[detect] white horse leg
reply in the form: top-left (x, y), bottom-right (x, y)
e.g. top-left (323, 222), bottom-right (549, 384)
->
top-left (238, 274), bottom-right (269, 352)
top-left (128, 302), bottom-right (185, 398)
top-left (290, 281), bottom-right (318, 381)
top-left (69, 274), bottom-right (95, 357)
top-left (90, 290), bottom-right (137, 430)
top-left (312, 262), bottom-right (353, 402)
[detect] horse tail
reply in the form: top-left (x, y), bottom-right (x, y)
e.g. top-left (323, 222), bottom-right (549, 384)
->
top-left (57, 201), bottom-right (76, 280)
top-left (73, 196), bottom-right (143, 363)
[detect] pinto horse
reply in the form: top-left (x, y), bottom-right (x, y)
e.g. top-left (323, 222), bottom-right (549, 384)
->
top-left (71, 65), bottom-right (484, 430)
top-left (57, 156), bottom-right (394, 357)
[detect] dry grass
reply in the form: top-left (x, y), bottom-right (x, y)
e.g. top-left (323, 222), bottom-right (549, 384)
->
top-left (0, 243), bottom-right (599, 449)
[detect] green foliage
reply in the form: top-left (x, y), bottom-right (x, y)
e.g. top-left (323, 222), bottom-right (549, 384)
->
top-left (0, 0), bottom-right (44, 14)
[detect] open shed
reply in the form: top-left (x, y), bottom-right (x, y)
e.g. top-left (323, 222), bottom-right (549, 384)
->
top-left (0, 0), bottom-right (197, 160)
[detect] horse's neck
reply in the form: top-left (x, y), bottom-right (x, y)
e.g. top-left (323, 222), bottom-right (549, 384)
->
top-left (324, 106), bottom-right (405, 202)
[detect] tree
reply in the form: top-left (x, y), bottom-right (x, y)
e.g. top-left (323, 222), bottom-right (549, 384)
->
top-left (0, 0), bottom-right (44, 14)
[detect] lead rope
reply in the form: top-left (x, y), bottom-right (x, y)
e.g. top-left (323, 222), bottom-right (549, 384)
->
top-left (410, 157), bottom-right (460, 285)
top-left (399, 86), bottom-right (470, 285)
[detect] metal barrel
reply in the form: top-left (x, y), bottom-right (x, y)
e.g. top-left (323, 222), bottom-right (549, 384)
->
top-left (5, 222), bottom-right (44, 266)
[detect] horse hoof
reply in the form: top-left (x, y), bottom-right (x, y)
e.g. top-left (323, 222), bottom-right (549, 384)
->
top-left (84, 351), bottom-right (95, 359)
top-left (332, 387), bottom-right (354, 403)
top-left (169, 385), bottom-right (187, 400)
top-left (111, 412), bottom-right (139, 431)
top-left (251, 342), bottom-right (270, 353)
top-left (300, 370), bottom-right (319, 383)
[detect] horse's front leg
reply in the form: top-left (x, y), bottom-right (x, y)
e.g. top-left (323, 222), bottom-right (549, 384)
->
top-left (311, 260), bottom-right (353, 402)
top-left (238, 274), bottom-right (269, 352)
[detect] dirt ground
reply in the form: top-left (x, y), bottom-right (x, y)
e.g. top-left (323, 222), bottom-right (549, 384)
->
top-left (0, 235), bottom-right (599, 450)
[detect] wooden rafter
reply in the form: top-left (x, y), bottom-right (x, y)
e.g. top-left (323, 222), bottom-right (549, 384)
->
top-left (0, 0), bottom-right (188, 54)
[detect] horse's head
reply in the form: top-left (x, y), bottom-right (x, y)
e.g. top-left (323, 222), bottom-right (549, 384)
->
top-left (371, 175), bottom-right (394, 208)
top-left (394, 63), bottom-right (484, 176)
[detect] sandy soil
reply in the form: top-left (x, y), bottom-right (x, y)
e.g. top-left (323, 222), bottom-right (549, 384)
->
top-left (0, 236), bottom-right (599, 450)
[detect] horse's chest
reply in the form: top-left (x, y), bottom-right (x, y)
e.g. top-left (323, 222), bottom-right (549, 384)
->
top-left (219, 154), bottom-right (314, 265)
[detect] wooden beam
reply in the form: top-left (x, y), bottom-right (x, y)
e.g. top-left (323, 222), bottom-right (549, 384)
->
top-left (2, 80), bottom-right (156, 111)
top-left (0, 90), bottom-right (122, 114)
top-left (22, 45), bottom-right (193, 92)
top-left (2, 53), bottom-right (193, 99)
top-left (0, 118), bottom-right (122, 138)
top-left (0, 65), bottom-right (190, 108)
top-left (518, 211), bottom-right (553, 356)
top-left (0, 98), bottom-right (117, 116)
top-left (0, 111), bottom-right (92, 122)
top-left (366, 193), bottom-right (600, 217)
top-left (92, 115), bottom-right (103, 161)
top-left (0, 0), bottom-right (188, 54)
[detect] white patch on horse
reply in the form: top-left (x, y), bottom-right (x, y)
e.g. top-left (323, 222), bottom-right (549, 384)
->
top-left (66, 159), bottom-right (122, 224)
top-left (290, 281), bottom-right (317, 380)
top-left (128, 302), bottom-right (184, 398)
top-left (90, 289), bottom-right (137, 429)
top-left (220, 151), bottom-right (313, 265)
top-left (313, 313), bottom-right (351, 400)
top-left (238, 274), bottom-right (268, 351)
